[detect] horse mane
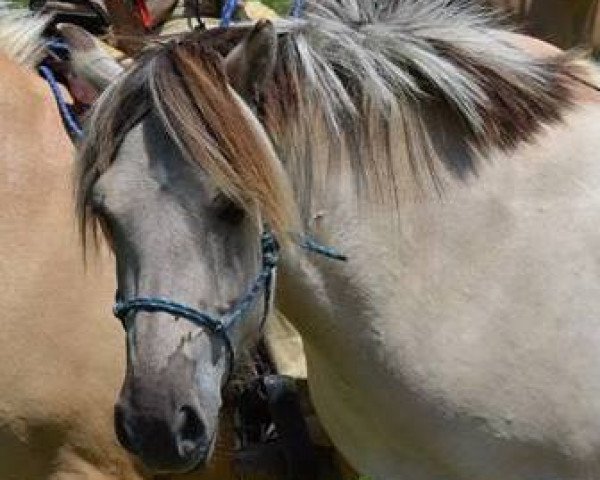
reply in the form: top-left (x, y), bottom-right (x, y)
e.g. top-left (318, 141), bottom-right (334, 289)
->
top-left (263, 0), bottom-right (582, 219)
top-left (78, 0), bottom-right (583, 239)
top-left (0, 2), bottom-right (50, 67)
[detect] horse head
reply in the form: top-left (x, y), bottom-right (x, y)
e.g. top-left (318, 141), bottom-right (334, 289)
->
top-left (77, 21), bottom-right (296, 473)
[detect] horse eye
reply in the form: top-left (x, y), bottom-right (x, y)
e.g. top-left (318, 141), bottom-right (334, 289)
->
top-left (212, 194), bottom-right (245, 224)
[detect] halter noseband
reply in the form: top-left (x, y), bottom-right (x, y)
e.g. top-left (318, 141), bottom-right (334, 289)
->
top-left (113, 230), bottom-right (279, 373)
top-left (113, 227), bottom-right (346, 377)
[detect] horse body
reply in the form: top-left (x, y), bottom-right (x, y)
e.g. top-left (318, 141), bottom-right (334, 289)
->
top-left (273, 22), bottom-right (600, 477)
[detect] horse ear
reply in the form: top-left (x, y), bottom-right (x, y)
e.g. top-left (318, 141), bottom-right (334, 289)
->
top-left (56, 23), bottom-right (124, 91)
top-left (224, 19), bottom-right (277, 103)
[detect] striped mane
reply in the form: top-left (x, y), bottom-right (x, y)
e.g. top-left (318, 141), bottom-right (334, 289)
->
top-left (78, 0), bottom-right (582, 238)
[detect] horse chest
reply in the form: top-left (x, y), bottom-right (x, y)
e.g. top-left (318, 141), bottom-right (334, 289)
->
top-left (305, 335), bottom-right (600, 480)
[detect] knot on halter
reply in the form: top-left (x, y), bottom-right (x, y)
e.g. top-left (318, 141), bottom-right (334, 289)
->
top-left (261, 230), bottom-right (279, 269)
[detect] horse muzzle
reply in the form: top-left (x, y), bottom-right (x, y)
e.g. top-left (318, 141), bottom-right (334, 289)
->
top-left (114, 399), bottom-right (213, 473)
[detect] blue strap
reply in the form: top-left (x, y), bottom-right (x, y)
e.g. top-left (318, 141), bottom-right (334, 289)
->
top-left (46, 39), bottom-right (71, 58)
top-left (38, 64), bottom-right (84, 141)
top-left (220, 0), bottom-right (238, 27)
top-left (222, 231), bottom-right (278, 331)
top-left (112, 229), bottom-right (345, 378)
top-left (114, 296), bottom-right (236, 371)
top-left (298, 235), bottom-right (347, 261)
top-left (290, 0), bottom-right (305, 17)
top-left (113, 230), bottom-right (280, 378)
top-left (221, 0), bottom-right (302, 27)
top-left (114, 297), bottom-right (224, 332)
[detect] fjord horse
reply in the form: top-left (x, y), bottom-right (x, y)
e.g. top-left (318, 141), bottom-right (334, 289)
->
top-left (76, 0), bottom-right (600, 478)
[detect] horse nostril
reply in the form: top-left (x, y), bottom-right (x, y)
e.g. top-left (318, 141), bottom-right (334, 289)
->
top-left (176, 405), bottom-right (206, 458)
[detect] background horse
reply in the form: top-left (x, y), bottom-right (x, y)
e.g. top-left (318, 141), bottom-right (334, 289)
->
top-left (0, 8), bottom-right (136, 479)
top-left (0, 6), bottom-right (251, 480)
top-left (76, 0), bottom-right (600, 478)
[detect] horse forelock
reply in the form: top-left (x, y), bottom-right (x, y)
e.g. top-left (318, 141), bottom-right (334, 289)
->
top-left (155, 41), bottom-right (299, 236)
top-left (0, 3), bottom-right (50, 67)
top-left (79, 0), bottom-right (586, 240)
top-left (77, 39), bottom-right (299, 247)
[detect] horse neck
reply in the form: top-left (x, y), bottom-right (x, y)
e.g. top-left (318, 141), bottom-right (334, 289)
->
top-left (274, 137), bottom-right (402, 355)
top-left (270, 87), bottom-right (473, 353)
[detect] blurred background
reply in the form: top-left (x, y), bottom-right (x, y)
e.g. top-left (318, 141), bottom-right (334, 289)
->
top-left (487, 0), bottom-right (600, 55)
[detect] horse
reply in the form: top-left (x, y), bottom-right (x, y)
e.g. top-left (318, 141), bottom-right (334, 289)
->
top-left (0, 6), bottom-right (155, 480)
top-left (0, 10), bottom-right (140, 480)
top-left (75, 0), bottom-right (600, 478)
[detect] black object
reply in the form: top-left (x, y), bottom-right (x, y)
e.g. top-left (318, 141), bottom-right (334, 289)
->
top-left (30, 0), bottom-right (110, 35)
top-left (235, 375), bottom-right (319, 480)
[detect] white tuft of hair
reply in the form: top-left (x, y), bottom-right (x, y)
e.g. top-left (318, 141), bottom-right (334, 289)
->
top-left (0, 1), bottom-right (51, 67)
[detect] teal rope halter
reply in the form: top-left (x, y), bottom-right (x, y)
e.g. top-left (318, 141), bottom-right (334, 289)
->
top-left (116, 0), bottom-right (341, 374)
top-left (113, 230), bottom-right (345, 375)
top-left (38, 40), bottom-right (84, 141)
top-left (114, 230), bottom-right (279, 376)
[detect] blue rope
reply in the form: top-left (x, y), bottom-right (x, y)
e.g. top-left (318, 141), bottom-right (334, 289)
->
top-left (290, 0), bottom-right (305, 18)
top-left (299, 235), bottom-right (348, 261)
top-left (114, 296), bottom-right (236, 371)
top-left (38, 64), bottom-right (84, 141)
top-left (46, 39), bottom-right (71, 58)
top-left (112, 227), bottom-right (345, 378)
top-left (114, 297), bottom-right (225, 333)
top-left (113, 230), bottom-right (280, 379)
top-left (220, 0), bottom-right (238, 27)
